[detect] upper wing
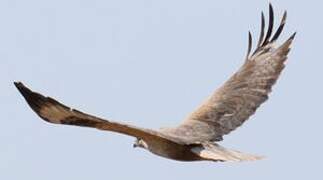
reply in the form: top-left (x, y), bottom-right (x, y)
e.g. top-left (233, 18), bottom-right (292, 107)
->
top-left (14, 82), bottom-right (185, 145)
top-left (171, 4), bottom-right (296, 143)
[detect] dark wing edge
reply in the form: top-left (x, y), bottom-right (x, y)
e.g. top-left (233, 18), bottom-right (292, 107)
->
top-left (14, 82), bottom-right (185, 144)
top-left (172, 4), bottom-right (296, 144)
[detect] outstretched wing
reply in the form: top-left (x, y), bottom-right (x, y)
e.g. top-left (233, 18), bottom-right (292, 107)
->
top-left (172, 4), bottom-right (296, 143)
top-left (14, 82), bottom-right (184, 145)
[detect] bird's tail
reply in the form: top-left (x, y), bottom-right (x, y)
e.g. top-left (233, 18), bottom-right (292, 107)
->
top-left (191, 142), bottom-right (264, 162)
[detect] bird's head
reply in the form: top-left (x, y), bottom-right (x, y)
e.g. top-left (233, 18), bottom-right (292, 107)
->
top-left (133, 138), bottom-right (148, 149)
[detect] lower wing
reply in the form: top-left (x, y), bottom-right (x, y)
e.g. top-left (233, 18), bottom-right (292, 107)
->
top-left (14, 82), bottom-right (184, 145)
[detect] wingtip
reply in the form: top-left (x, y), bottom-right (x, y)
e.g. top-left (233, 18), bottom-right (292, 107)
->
top-left (286, 32), bottom-right (297, 43)
top-left (278, 32), bottom-right (296, 51)
top-left (246, 31), bottom-right (253, 59)
top-left (14, 81), bottom-right (29, 94)
top-left (282, 11), bottom-right (287, 23)
top-left (256, 12), bottom-right (265, 49)
top-left (14, 82), bottom-right (45, 114)
top-left (14, 81), bottom-right (30, 98)
top-left (269, 10), bottom-right (288, 43)
top-left (248, 31), bottom-right (252, 43)
top-left (248, 30), bottom-right (252, 42)
top-left (269, 3), bottom-right (274, 17)
top-left (290, 32), bottom-right (297, 40)
top-left (261, 2), bottom-right (274, 46)
top-left (269, 2), bottom-right (273, 12)
top-left (14, 81), bottom-right (22, 87)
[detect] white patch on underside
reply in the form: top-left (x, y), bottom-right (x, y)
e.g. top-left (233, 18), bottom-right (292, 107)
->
top-left (190, 143), bottom-right (264, 162)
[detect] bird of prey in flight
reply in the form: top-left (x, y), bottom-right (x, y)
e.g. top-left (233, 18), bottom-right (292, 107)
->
top-left (15, 4), bottom-right (295, 162)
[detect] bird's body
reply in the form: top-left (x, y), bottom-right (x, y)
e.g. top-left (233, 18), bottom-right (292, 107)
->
top-left (136, 137), bottom-right (202, 161)
top-left (15, 4), bottom-right (295, 162)
top-left (136, 138), bottom-right (262, 161)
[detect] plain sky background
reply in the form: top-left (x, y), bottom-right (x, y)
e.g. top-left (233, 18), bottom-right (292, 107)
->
top-left (1, 0), bottom-right (322, 179)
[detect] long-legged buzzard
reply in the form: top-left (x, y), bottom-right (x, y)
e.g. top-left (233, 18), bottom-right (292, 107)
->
top-left (15, 4), bottom-right (295, 162)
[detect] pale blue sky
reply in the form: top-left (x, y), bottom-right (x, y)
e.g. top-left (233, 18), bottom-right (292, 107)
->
top-left (1, 0), bottom-right (322, 179)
